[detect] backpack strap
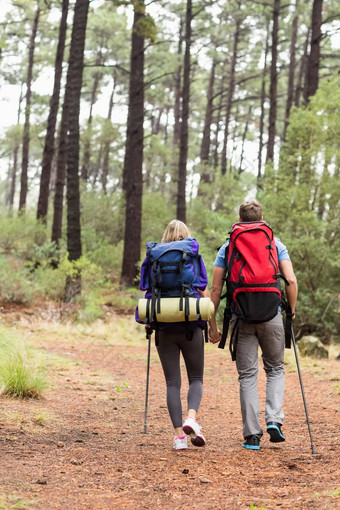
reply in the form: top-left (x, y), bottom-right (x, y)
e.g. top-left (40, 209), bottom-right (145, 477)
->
top-left (204, 323), bottom-right (208, 343)
top-left (196, 298), bottom-right (201, 320)
top-left (150, 260), bottom-right (159, 322)
top-left (281, 296), bottom-right (293, 349)
top-left (218, 242), bottom-right (231, 349)
top-left (142, 298), bottom-right (151, 324)
top-left (229, 317), bottom-right (240, 361)
top-left (218, 305), bottom-right (231, 349)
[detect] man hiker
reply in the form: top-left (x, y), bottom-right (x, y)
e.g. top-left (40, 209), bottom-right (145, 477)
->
top-left (208, 200), bottom-right (298, 450)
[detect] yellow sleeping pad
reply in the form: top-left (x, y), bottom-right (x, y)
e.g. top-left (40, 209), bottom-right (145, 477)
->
top-left (137, 297), bottom-right (215, 323)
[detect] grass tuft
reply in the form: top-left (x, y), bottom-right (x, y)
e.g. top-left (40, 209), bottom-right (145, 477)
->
top-left (0, 327), bottom-right (48, 399)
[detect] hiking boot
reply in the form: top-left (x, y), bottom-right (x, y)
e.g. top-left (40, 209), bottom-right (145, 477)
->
top-left (173, 435), bottom-right (188, 450)
top-left (267, 421), bottom-right (285, 442)
top-left (242, 435), bottom-right (261, 450)
top-left (182, 417), bottom-right (206, 447)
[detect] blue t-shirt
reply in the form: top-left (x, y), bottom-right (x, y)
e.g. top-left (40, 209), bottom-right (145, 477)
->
top-left (214, 237), bottom-right (290, 268)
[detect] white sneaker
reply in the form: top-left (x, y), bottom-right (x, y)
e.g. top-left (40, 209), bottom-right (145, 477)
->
top-left (173, 435), bottom-right (188, 450)
top-left (182, 417), bottom-right (206, 447)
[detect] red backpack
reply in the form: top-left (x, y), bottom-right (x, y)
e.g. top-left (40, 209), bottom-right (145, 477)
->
top-left (219, 221), bottom-right (288, 359)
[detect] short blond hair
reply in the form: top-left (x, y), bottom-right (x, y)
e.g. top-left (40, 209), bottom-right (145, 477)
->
top-left (239, 200), bottom-right (263, 222)
top-left (161, 220), bottom-right (190, 243)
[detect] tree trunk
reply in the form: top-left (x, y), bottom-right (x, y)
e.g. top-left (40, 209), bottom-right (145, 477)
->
top-left (213, 77), bottom-right (225, 169)
top-left (282, 0), bottom-right (298, 141)
top-left (304, 0), bottom-right (323, 102)
top-left (229, 102), bottom-right (240, 172)
top-left (257, 20), bottom-right (270, 183)
top-left (8, 145), bottom-right (19, 212)
top-left (37, 0), bottom-right (69, 221)
top-left (221, 18), bottom-right (240, 175)
top-left (317, 162), bottom-right (329, 219)
top-left (176, 0), bottom-right (192, 222)
top-left (19, 3), bottom-right (40, 211)
top-left (81, 54), bottom-right (102, 181)
top-left (51, 109), bottom-right (68, 244)
top-left (200, 59), bottom-right (216, 161)
top-left (120, 1), bottom-right (145, 287)
top-left (197, 59), bottom-right (216, 195)
top-left (173, 19), bottom-right (183, 147)
top-left (294, 28), bottom-right (310, 107)
top-left (65, 0), bottom-right (89, 260)
top-left (62, 0), bottom-right (89, 300)
top-left (151, 108), bottom-right (163, 135)
top-left (102, 80), bottom-right (115, 193)
top-left (239, 106), bottom-right (252, 174)
top-left (266, 0), bottom-right (280, 164)
top-left (7, 88), bottom-right (24, 211)
top-left (92, 143), bottom-right (103, 188)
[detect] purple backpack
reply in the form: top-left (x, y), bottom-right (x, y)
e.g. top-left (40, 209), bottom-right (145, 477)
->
top-left (137, 237), bottom-right (208, 324)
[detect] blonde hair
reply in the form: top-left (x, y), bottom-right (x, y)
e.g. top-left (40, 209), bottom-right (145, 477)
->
top-left (161, 220), bottom-right (190, 243)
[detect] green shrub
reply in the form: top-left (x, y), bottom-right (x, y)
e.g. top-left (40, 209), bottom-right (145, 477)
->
top-left (84, 238), bottom-right (124, 279)
top-left (81, 190), bottom-right (125, 245)
top-left (75, 289), bottom-right (105, 323)
top-left (0, 209), bottom-right (48, 254)
top-left (0, 256), bottom-right (33, 303)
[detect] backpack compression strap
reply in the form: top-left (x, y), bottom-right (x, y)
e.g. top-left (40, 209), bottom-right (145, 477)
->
top-left (218, 242), bottom-right (230, 349)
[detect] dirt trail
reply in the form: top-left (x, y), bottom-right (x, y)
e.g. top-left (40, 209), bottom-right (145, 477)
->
top-left (0, 307), bottom-right (339, 510)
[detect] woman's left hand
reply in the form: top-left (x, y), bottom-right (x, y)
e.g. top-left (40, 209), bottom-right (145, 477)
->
top-left (208, 327), bottom-right (222, 344)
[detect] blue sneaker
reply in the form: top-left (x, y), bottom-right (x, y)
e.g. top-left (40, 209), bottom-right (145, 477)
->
top-left (267, 421), bottom-right (285, 442)
top-left (242, 435), bottom-right (260, 450)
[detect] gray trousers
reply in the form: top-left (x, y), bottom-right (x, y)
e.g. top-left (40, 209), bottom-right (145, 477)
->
top-left (156, 327), bottom-right (204, 428)
top-left (232, 313), bottom-right (285, 439)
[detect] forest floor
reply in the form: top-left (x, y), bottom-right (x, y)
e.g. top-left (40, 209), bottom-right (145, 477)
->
top-left (0, 301), bottom-right (339, 510)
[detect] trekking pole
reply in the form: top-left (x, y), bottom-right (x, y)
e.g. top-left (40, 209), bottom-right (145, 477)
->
top-left (144, 327), bottom-right (152, 434)
top-left (290, 324), bottom-right (316, 455)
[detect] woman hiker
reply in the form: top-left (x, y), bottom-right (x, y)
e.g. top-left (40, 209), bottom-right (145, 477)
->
top-left (140, 219), bottom-right (221, 450)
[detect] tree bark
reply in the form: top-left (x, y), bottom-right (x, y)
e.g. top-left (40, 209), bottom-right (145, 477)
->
top-left (65, 0), bottom-right (89, 262)
top-left (221, 18), bottom-right (240, 175)
top-left (8, 145), bottom-right (19, 212)
top-left (37, 0), bottom-right (69, 221)
top-left (294, 28), bottom-right (310, 107)
top-left (7, 88), bottom-right (24, 211)
top-left (282, 0), bottom-right (298, 141)
top-left (51, 106), bottom-right (68, 244)
top-left (304, 0), bottom-right (323, 102)
top-left (197, 59), bottom-right (216, 195)
top-left (239, 106), bottom-right (252, 174)
top-left (266, 0), bottom-right (280, 164)
top-left (229, 102), bottom-right (240, 172)
top-left (213, 77), bottom-right (225, 169)
top-left (173, 19), bottom-right (183, 147)
top-left (121, 1), bottom-right (145, 287)
top-left (80, 54), bottom-right (103, 181)
top-left (102, 79), bottom-right (115, 194)
top-left (176, 0), bottom-right (192, 222)
top-left (257, 20), bottom-right (270, 182)
top-left (57, 0), bottom-right (90, 301)
top-left (317, 161), bottom-right (329, 219)
top-left (200, 59), bottom-right (216, 164)
top-left (19, 3), bottom-right (40, 211)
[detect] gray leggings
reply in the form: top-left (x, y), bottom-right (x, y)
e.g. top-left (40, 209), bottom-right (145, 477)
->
top-left (156, 327), bottom-right (204, 428)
